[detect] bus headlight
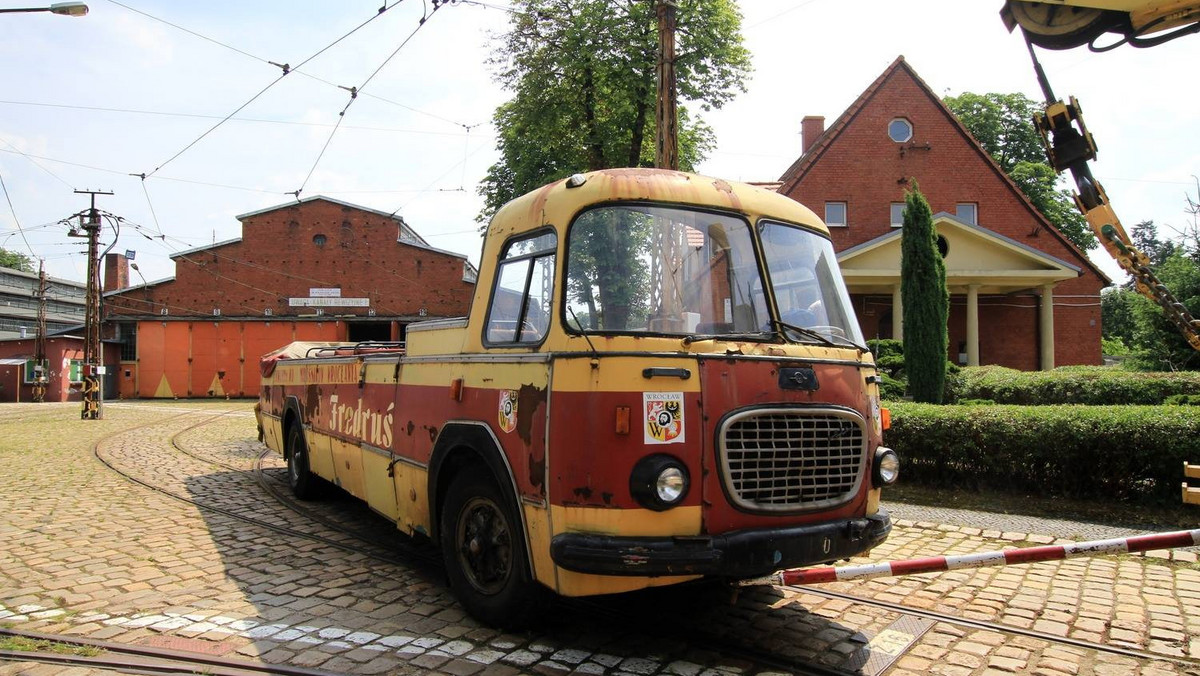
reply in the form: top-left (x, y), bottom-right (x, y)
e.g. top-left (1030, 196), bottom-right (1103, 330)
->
top-left (631, 455), bottom-right (690, 511)
top-left (873, 447), bottom-right (900, 486)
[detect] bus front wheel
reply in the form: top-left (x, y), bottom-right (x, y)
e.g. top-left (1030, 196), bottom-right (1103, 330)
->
top-left (440, 467), bottom-right (542, 628)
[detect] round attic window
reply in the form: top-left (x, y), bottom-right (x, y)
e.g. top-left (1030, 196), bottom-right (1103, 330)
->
top-left (888, 118), bottom-right (913, 143)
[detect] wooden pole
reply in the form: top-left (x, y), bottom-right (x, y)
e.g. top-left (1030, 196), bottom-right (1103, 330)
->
top-left (655, 0), bottom-right (679, 170)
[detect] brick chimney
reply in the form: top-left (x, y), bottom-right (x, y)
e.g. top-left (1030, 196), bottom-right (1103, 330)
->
top-left (103, 252), bottom-right (129, 292)
top-left (801, 115), bottom-right (825, 155)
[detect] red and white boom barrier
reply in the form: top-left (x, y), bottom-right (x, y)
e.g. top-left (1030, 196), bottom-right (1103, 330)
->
top-left (739, 528), bottom-right (1200, 587)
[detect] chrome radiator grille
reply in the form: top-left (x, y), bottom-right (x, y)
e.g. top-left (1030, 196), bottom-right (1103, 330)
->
top-left (719, 408), bottom-right (866, 512)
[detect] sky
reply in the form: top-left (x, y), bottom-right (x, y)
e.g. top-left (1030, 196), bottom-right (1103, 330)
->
top-left (0, 0), bottom-right (1197, 288)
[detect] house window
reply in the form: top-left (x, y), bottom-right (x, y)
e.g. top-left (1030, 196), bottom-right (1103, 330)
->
top-left (824, 202), bottom-right (847, 227)
top-left (312, 234), bottom-right (327, 246)
top-left (890, 202), bottom-right (905, 228)
top-left (888, 118), bottom-right (913, 143)
top-left (956, 203), bottom-right (977, 225)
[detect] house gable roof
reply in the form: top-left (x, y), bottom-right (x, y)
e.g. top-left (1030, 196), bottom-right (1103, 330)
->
top-left (779, 55), bottom-right (1108, 285)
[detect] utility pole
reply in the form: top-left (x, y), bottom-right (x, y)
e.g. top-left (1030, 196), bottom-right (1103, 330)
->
top-left (32, 259), bottom-right (48, 403)
top-left (655, 0), bottom-right (679, 171)
top-left (72, 188), bottom-right (112, 420)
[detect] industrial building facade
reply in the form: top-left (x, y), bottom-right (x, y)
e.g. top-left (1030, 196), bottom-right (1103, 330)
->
top-left (104, 196), bottom-right (477, 399)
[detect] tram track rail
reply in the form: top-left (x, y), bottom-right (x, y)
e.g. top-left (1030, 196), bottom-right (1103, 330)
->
top-left (0, 627), bottom-right (343, 676)
top-left (789, 583), bottom-right (1200, 669)
top-left (91, 408), bottom-right (430, 572)
top-left (166, 411), bottom-right (421, 559)
top-left (71, 405), bottom-right (1200, 676)
top-left (94, 409), bottom-right (853, 675)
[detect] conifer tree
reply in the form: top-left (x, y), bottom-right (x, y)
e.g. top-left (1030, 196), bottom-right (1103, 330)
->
top-left (900, 183), bottom-right (948, 403)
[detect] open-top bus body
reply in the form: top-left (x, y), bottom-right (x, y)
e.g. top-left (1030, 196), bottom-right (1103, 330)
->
top-left (256, 168), bottom-right (897, 626)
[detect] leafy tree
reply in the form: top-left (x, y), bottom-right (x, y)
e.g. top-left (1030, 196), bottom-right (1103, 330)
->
top-left (941, 92), bottom-right (1044, 172)
top-left (944, 92), bottom-right (1094, 251)
top-left (0, 247), bottom-right (35, 273)
top-left (1007, 161), bottom-right (1096, 251)
top-left (1129, 219), bottom-right (1175, 268)
top-left (477, 0), bottom-right (751, 217)
top-left (1127, 249), bottom-right (1200, 371)
top-left (900, 184), bottom-right (948, 403)
top-left (1100, 286), bottom-right (1138, 348)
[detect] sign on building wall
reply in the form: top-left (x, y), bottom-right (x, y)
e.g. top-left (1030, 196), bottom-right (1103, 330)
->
top-left (288, 297), bottom-right (370, 307)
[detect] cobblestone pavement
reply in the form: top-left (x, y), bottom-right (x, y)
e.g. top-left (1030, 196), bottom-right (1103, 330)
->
top-left (881, 502), bottom-right (1183, 544)
top-left (1, 400), bottom-right (1199, 676)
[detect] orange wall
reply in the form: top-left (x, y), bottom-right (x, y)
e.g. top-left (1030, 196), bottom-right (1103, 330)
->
top-left (127, 320), bottom-right (342, 398)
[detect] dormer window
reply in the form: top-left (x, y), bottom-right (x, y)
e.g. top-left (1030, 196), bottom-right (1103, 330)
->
top-left (888, 118), bottom-right (913, 143)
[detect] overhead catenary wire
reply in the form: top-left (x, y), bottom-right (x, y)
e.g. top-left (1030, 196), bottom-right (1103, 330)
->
top-left (389, 139), bottom-right (493, 216)
top-left (0, 146), bottom-right (491, 199)
top-left (0, 100), bottom-right (488, 138)
top-left (294, 3), bottom-right (444, 199)
top-left (0, 170), bottom-right (36, 259)
top-left (139, 0), bottom-right (409, 180)
top-left (102, 0), bottom-right (477, 131)
top-left (0, 137), bottom-right (75, 190)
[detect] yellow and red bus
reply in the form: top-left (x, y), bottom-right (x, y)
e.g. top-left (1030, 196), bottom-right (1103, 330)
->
top-left (257, 168), bottom-right (898, 627)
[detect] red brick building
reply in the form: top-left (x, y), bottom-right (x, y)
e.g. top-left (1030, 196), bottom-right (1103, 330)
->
top-left (104, 196), bottom-right (477, 398)
top-left (778, 57), bottom-right (1107, 369)
top-left (0, 335), bottom-right (120, 403)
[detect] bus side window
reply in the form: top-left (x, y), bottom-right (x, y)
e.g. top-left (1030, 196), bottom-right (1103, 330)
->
top-left (484, 230), bottom-right (557, 346)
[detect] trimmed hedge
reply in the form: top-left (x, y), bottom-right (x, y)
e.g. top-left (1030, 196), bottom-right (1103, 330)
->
top-left (886, 402), bottom-right (1200, 504)
top-left (947, 365), bottom-right (1200, 405)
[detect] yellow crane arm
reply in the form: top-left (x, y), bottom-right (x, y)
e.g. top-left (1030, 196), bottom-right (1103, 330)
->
top-left (1027, 39), bottom-right (1200, 350)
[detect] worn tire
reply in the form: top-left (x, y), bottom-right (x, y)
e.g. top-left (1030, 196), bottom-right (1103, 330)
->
top-left (286, 423), bottom-right (319, 500)
top-left (440, 466), bottom-right (543, 628)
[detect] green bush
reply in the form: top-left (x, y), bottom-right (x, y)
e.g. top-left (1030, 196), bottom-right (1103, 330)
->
top-left (879, 373), bottom-right (906, 400)
top-left (885, 402), bottom-right (1200, 504)
top-left (1164, 394), bottom-right (1200, 405)
top-left (947, 365), bottom-right (1200, 405)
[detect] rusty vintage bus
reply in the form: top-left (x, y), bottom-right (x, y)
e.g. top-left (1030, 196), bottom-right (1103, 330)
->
top-left (256, 168), bottom-right (898, 626)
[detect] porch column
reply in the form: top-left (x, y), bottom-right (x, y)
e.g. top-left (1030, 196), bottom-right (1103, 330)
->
top-left (892, 284), bottom-right (903, 341)
top-left (1039, 284), bottom-right (1055, 371)
top-left (966, 284), bottom-right (980, 367)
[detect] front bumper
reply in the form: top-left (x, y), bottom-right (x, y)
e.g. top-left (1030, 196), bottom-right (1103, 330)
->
top-left (550, 508), bottom-right (891, 578)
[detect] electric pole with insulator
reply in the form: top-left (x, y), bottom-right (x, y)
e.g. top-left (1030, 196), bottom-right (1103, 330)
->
top-left (32, 259), bottom-right (47, 403)
top-left (72, 188), bottom-right (112, 419)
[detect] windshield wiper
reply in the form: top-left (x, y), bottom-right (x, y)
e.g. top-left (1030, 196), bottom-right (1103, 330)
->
top-left (681, 331), bottom-right (774, 346)
top-left (770, 319), bottom-right (863, 350)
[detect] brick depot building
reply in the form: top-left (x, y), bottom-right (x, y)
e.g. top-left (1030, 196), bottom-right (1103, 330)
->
top-left (104, 196), bottom-right (476, 399)
top-left (777, 56), bottom-right (1107, 369)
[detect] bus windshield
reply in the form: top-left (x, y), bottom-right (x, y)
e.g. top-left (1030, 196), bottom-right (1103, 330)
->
top-left (563, 204), bottom-right (864, 347)
top-left (758, 220), bottom-right (866, 348)
top-left (564, 205), bottom-right (769, 337)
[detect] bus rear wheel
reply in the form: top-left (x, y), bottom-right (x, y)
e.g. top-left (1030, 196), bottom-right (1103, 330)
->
top-left (286, 423), bottom-right (319, 500)
top-left (440, 467), bottom-right (542, 628)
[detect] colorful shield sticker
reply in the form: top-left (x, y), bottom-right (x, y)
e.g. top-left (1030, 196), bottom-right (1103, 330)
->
top-left (644, 392), bottom-right (685, 444)
top-left (499, 389), bottom-right (518, 434)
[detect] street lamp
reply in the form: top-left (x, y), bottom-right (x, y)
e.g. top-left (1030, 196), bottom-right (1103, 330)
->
top-left (0, 2), bottom-right (88, 16)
